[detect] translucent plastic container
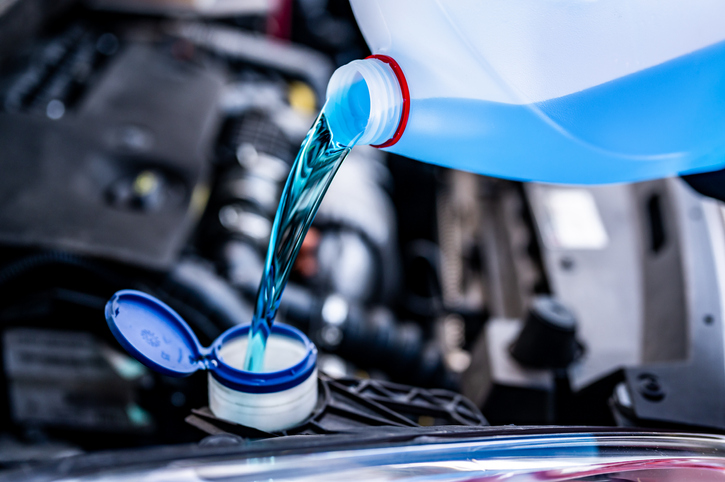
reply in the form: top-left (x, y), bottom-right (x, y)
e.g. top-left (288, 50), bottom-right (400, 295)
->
top-left (325, 0), bottom-right (725, 184)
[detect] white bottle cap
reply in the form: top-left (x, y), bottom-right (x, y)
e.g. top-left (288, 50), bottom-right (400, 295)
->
top-left (325, 57), bottom-right (404, 146)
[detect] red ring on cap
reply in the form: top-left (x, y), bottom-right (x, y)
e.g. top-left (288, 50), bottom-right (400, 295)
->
top-left (366, 54), bottom-right (410, 149)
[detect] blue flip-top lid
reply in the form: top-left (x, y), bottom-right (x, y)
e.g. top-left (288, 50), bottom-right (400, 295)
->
top-left (105, 290), bottom-right (208, 377)
top-left (105, 290), bottom-right (318, 393)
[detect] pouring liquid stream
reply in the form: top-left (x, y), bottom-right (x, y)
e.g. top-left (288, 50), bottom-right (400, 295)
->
top-left (243, 107), bottom-right (357, 372)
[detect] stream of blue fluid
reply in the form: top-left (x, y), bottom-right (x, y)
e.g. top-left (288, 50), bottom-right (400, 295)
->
top-left (243, 108), bottom-right (355, 372)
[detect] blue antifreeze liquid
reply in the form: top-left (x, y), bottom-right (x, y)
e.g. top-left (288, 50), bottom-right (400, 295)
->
top-left (243, 109), bottom-right (354, 372)
top-left (389, 38), bottom-right (725, 184)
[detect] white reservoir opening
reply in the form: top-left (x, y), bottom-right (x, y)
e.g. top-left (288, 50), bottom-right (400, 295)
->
top-left (219, 334), bottom-right (307, 372)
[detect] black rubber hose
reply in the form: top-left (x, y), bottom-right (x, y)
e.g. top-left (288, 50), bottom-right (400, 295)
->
top-left (0, 251), bottom-right (131, 290)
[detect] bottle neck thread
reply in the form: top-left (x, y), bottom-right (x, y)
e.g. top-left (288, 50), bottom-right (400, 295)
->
top-left (325, 57), bottom-right (404, 147)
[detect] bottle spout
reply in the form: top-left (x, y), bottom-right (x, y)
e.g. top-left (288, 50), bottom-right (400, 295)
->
top-left (325, 56), bottom-right (405, 147)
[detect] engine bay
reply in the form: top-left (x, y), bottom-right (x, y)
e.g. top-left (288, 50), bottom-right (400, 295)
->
top-left (2, 0), bottom-right (725, 473)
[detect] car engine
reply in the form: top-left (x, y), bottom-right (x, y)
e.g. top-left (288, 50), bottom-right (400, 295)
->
top-left (3, 0), bottom-right (725, 477)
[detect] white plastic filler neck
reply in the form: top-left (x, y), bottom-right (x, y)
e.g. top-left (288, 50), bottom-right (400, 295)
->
top-left (326, 57), bottom-right (403, 147)
top-left (208, 326), bottom-right (318, 432)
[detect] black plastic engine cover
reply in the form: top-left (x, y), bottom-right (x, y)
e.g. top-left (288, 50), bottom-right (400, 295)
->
top-left (0, 42), bottom-right (225, 269)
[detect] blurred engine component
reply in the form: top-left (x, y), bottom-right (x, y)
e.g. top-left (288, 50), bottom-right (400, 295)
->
top-left (466, 176), bottom-right (725, 432)
top-left (0, 23), bottom-right (224, 268)
top-left (172, 21), bottom-right (333, 101)
top-left (314, 145), bottom-right (400, 304)
top-left (509, 296), bottom-right (583, 370)
top-left (87, 0), bottom-right (273, 17)
top-left (0, 16), bottom-right (238, 457)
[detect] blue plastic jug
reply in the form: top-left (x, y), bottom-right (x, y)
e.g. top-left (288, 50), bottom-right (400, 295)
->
top-left (325, 0), bottom-right (725, 184)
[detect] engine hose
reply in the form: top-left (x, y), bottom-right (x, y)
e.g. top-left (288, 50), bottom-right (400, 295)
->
top-left (0, 251), bottom-right (132, 290)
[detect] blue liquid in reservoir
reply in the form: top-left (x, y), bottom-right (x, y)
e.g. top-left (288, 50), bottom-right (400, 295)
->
top-left (389, 39), bottom-right (725, 184)
top-left (243, 109), bottom-right (354, 372)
